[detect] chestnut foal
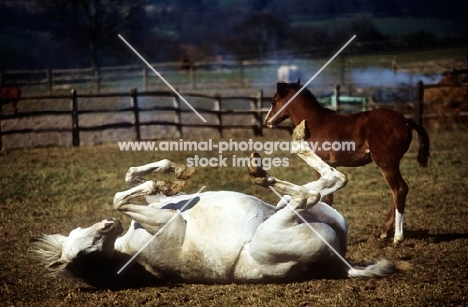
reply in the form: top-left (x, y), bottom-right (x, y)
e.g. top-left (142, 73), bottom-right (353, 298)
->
top-left (264, 80), bottom-right (430, 244)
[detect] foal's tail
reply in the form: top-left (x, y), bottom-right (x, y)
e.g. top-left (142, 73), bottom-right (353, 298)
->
top-left (347, 259), bottom-right (411, 278)
top-left (406, 119), bottom-right (430, 167)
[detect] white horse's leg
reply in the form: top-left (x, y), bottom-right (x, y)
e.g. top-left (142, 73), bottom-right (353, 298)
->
top-left (245, 121), bottom-right (348, 276)
top-left (114, 159), bottom-right (195, 233)
top-left (248, 153), bottom-right (320, 212)
top-left (245, 179), bottom-right (341, 278)
top-left (248, 121), bottom-right (347, 207)
top-left (291, 120), bottom-right (348, 196)
top-left (126, 159), bottom-right (197, 186)
top-left (113, 181), bottom-right (185, 235)
top-left (293, 143), bottom-right (347, 196)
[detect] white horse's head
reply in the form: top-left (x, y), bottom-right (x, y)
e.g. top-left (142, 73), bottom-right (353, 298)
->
top-left (30, 217), bottom-right (123, 275)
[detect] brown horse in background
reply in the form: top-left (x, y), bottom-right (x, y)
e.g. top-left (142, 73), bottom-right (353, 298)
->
top-left (0, 85), bottom-right (21, 114)
top-left (264, 80), bottom-right (430, 244)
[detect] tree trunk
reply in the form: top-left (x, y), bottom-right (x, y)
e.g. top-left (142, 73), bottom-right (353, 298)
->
top-left (89, 39), bottom-right (98, 69)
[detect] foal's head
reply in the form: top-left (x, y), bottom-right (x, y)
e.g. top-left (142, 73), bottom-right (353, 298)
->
top-left (30, 217), bottom-right (123, 277)
top-left (265, 80), bottom-right (323, 128)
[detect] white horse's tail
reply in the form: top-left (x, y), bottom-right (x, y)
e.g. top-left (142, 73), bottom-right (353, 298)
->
top-left (347, 259), bottom-right (411, 278)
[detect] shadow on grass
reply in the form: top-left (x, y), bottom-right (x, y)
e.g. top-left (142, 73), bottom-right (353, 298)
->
top-left (404, 228), bottom-right (468, 243)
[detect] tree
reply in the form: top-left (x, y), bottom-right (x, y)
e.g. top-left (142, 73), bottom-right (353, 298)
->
top-left (223, 12), bottom-right (287, 60)
top-left (42, 0), bottom-right (144, 68)
top-left (350, 16), bottom-right (384, 41)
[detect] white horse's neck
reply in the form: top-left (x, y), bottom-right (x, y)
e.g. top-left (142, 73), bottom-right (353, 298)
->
top-left (114, 237), bottom-right (127, 254)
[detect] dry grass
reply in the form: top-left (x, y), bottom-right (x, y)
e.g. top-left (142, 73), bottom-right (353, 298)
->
top-left (1, 124), bottom-right (468, 306)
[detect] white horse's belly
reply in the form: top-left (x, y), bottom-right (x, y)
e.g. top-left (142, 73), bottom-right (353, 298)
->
top-left (177, 192), bottom-right (273, 280)
top-left (139, 192), bottom-right (275, 281)
top-left (118, 191), bottom-right (346, 282)
top-left (237, 218), bottom-right (341, 280)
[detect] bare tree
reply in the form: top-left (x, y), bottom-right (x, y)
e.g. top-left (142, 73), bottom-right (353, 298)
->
top-left (42, 0), bottom-right (143, 68)
top-left (224, 12), bottom-right (287, 60)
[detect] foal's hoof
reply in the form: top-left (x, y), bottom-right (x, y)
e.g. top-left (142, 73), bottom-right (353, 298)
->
top-left (174, 165), bottom-right (197, 180)
top-left (247, 153), bottom-right (274, 187)
top-left (393, 236), bottom-right (404, 247)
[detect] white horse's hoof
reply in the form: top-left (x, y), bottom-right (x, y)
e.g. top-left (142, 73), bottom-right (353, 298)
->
top-left (247, 153), bottom-right (274, 187)
top-left (174, 165), bottom-right (197, 180)
top-left (292, 120), bottom-right (308, 141)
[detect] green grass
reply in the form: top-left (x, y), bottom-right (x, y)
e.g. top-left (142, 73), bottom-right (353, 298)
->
top-left (1, 124), bottom-right (468, 306)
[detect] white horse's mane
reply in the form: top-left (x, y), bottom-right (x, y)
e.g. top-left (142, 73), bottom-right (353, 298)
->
top-left (29, 235), bottom-right (63, 273)
top-left (30, 232), bottom-right (164, 288)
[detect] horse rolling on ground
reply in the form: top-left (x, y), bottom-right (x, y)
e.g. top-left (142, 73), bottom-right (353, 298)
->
top-left (30, 122), bottom-right (408, 289)
top-left (264, 80), bottom-right (430, 244)
top-left (0, 85), bottom-right (21, 114)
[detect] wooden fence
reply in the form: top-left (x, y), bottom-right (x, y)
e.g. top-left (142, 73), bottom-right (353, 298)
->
top-left (0, 89), bottom-right (272, 149)
top-left (0, 60), bottom-right (268, 94)
top-left (1, 81), bottom-right (466, 150)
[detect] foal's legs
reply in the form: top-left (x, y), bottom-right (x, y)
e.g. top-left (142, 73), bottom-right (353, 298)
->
top-left (379, 166), bottom-right (408, 244)
top-left (369, 124), bottom-right (410, 245)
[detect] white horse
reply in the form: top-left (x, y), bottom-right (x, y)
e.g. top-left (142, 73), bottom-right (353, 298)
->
top-left (30, 122), bottom-right (406, 289)
top-left (277, 65), bottom-right (303, 83)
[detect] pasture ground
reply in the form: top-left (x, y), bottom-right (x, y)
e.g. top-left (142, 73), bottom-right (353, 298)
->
top-left (1, 123), bottom-right (468, 306)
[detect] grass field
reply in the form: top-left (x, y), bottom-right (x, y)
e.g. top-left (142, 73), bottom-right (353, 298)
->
top-left (1, 123), bottom-right (468, 306)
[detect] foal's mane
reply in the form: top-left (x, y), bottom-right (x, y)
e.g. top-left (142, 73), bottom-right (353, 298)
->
top-left (287, 82), bottom-right (335, 113)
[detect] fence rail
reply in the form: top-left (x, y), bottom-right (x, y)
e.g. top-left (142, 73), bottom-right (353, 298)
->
top-left (0, 88), bottom-right (274, 149)
top-left (0, 60), bottom-right (260, 94)
top-left (1, 82), bottom-right (466, 150)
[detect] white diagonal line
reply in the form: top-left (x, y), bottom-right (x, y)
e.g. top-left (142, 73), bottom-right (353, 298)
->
top-left (118, 34), bottom-right (207, 123)
top-left (268, 35), bottom-right (356, 122)
top-left (117, 185), bottom-right (206, 274)
top-left (268, 186), bottom-right (356, 273)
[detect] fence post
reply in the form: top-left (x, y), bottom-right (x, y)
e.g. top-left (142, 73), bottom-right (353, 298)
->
top-left (253, 90), bottom-right (263, 136)
top-left (173, 94), bottom-right (182, 138)
top-left (214, 94), bottom-right (223, 137)
top-left (190, 62), bottom-right (196, 89)
top-left (142, 67), bottom-right (147, 91)
top-left (130, 87), bottom-right (141, 141)
top-left (239, 61), bottom-right (245, 88)
top-left (71, 89), bottom-right (80, 147)
top-left (340, 55), bottom-right (346, 86)
top-left (334, 83), bottom-right (341, 112)
top-left (94, 68), bottom-right (100, 94)
top-left (415, 81), bottom-right (424, 125)
top-left (46, 68), bottom-right (52, 95)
